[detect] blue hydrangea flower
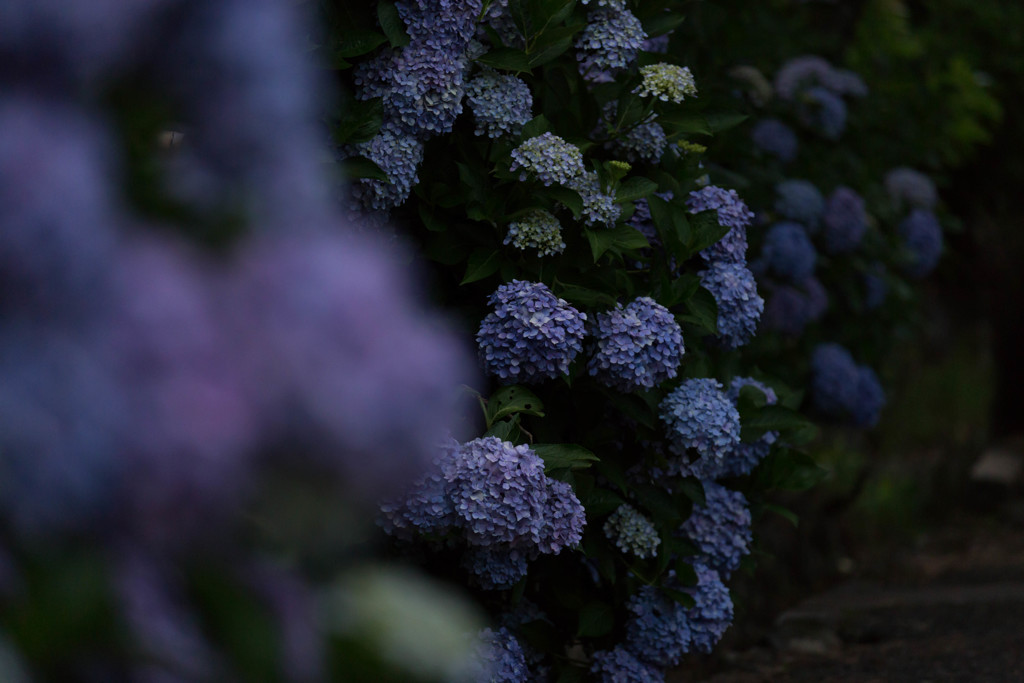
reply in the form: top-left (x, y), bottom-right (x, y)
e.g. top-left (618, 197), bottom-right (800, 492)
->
top-left (852, 365), bottom-right (885, 428)
top-left (822, 186), bottom-right (868, 254)
top-left (504, 209), bottom-right (566, 257)
top-left (590, 646), bottom-right (664, 682)
top-left (863, 264), bottom-right (887, 310)
top-left (798, 86), bottom-right (847, 139)
top-left (810, 343), bottom-right (860, 419)
top-left (751, 118), bottom-right (798, 162)
top-left (625, 585), bottom-right (692, 666)
top-left (686, 563), bottom-right (734, 653)
top-left (826, 68), bottom-right (869, 97)
top-left (775, 179), bottom-right (825, 230)
top-left (568, 171), bottom-right (621, 226)
top-left (477, 281), bottom-right (587, 384)
top-left (762, 222), bottom-right (817, 282)
top-left (466, 71), bottom-right (533, 139)
top-left (612, 119), bottom-right (668, 163)
top-left (537, 478), bottom-right (587, 554)
top-left (641, 33), bottom-right (671, 54)
top-left (378, 465), bottom-right (456, 541)
top-left (660, 379), bottom-right (741, 463)
top-left (463, 547), bottom-right (530, 590)
top-left (510, 132), bottom-right (586, 187)
top-left (899, 209), bottom-right (943, 278)
top-left (774, 55), bottom-right (835, 100)
top-left (604, 504), bottom-right (661, 559)
top-left (678, 482), bottom-right (752, 578)
top-left (580, 0), bottom-right (627, 8)
top-left (699, 262), bottom-right (764, 349)
top-left (760, 278), bottom-right (827, 336)
top-left (635, 63), bottom-right (697, 103)
top-left (464, 627), bottom-right (530, 683)
top-left (588, 297), bottom-right (685, 392)
top-left (687, 186), bottom-right (754, 264)
top-left (884, 167), bottom-right (937, 210)
top-left (350, 131), bottom-right (425, 211)
top-left (396, 0), bottom-right (481, 46)
top-left (576, 7), bottom-right (646, 83)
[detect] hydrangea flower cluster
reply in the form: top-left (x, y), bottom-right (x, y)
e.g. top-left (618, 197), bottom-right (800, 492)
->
top-left (569, 171), bottom-right (622, 226)
top-left (466, 71), bottom-right (533, 139)
top-left (686, 186), bottom-right (755, 264)
top-left (699, 262), bottom-right (764, 349)
top-left (678, 481), bottom-right (752, 578)
top-left (464, 627), bottom-right (530, 682)
top-left (810, 343), bottom-right (885, 426)
top-left (797, 86), bottom-right (848, 139)
top-left (686, 564), bottom-right (735, 653)
top-left (775, 55), bottom-right (867, 100)
top-left (463, 547), bottom-right (530, 590)
top-left (604, 504), bottom-right (661, 559)
top-left (477, 280), bottom-right (588, 384)
top-left (775, 179), bottom-right (825, 230)
top-left (723, 377), bottom-right (780, 477)
top-left (659, 379), bottom-right (742, 463)
top-left (884, 167), bottom-right (938, 209)
top-left (625, 586), bottom-right (692, 666)
top-left (822, 186), bottom-right (868, 254)
top-left (510, 132), bottom-right (586, 187)
top-left (751, 118), bottom-right (798, 162)
top-left (635, 63), bottom-right (698, 103)
top-left (590, 646), bottom-right (663, 683)
top-left (349, 131), bottom-right (425, 211)
top-left (504, 209), bottom-right (566, 256)
top-left (612, 119), bottom-right (669, 163)
top-left (587, 297), bottom-right (685, 392)
top-left (863, 264), bottom-right (888, 310)
top-left (761, 222), bottom-right (818, 282)
top-left (576, 7), bottom-right (646, 83)
top-left (761, 278), bottom-right (828, 336)
top-left (899, 209), bottom-right (944, 278)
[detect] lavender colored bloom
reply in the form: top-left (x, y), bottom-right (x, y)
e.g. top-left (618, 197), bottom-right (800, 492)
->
top-left (687, 186), bottom-right (754, 264)
top-left (365, 43), bottom-right (466, 137)
top-left (863, 264), bottom-right (888, 310)
top-left (822, 186), bottom-right (868, 254)
top-left (798, 86), bottom-right (847, 139)
top-left (899, 209), bottom-right (943, 278)
top-left (852, 366), bottom-right (886, 428)
top-left (580, 0), bottom-right (627, 8)
top-left (699, 262), bottom-right (764, 349)
top-left (761, 278), bottom-right (827, 336)
top-left (762, 222), bottom-right (817, 282)
top-left (538, 479), bottom-right (587, 554)
top-left (810, 343), bottom-right (860, 420)
top-left (660, 379), bottom-right (742, 463)
top-left (228, 231), bottom-right (473, 499)
top-left (465, 627), bottom-right (530, 683)
top-left (463, 547), bottom-right (530, 590)
top-left (678, 482), bottom-right (752, 578)
top-left (635, 63), bottom-right (697, 103)
top-left (510, 132), bottom-right (586, 187)
top-left (379, 466), bottom-right (456, 541)
top-left (625, 586), bottom-right (692, 666)
top-left (505, 209), bottom-right (566, 257)
top-left (477, 280), bottom-right (588, 384)
top-left (350, 130), bottom-right (425, 211)
top-left (775, 179), bottom-right (825, 230)
top-left (884, 167), bottom-right (938, 209)
top-left (612, 119), bottom-right (668, 164)
top-left (775, 55), bottom-right (840, 100)
top-left (604, 504), bottom-right (661, 559)
top-left (591, 646), bottom-right (664, 682)
top-left (751, 118), bottom-right (798, 162)
top-left (569, 171), bottom-right (622, 227)
top-left (686, 563), bottom-right (734, 653)
top-left (588, 297), bottom-right (685, 392)
top-left (641, 33), bottom-right (671, 54)
top-left (576, 8), bottom-right (646, 83)
top-left (396, 0), bottom-right (481, 46)
top-left (466, 71), bottom-right (533, 139)
top-left (827, 68), bottom-right (869, 97)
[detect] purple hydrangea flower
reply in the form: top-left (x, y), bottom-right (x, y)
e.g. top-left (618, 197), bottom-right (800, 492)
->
top-left (378, 466), bottom-right (456, 541)
top-left (612, 119), bottom-right (668, 164)
top-left (369, 44), bottom-right (467, 137)
top-left (588, 297), bottom-right (685, 392)
top-left (686, 563), bottom-right (734, 653)
top-left (477, 281), bottom-right (588, 384)
top-left (775, 179), bottom-right (825, 230)
top-left (699, 262), bottom-right (764, 348)
top-left (688, 377), bottom-right (778, 479)
top-left (660, 379), bottom-right (742, 463)
top-left (852, 366), bottom-right (885, 428)
top-left (465, 627), bottom-right (530, 683)
top-left (569, 171), bottom-right (622, 226)
top-left (510, 132), bottom-right (586, 187)
top-left (762, 222), bottom-right (817, 282)
top-left (863, 264), bottom-right (888, 310)
top-left (625, 586), bottom-right (692, 666)
top-left (687, 186), bottom-right (755, 264)
top-left (751, 118), bottom-right (798, 162)
top-left (576, 8), bottom-right (646, 83)
top-left (350, 131), bottom-right (425, 211)
top-left (797, 86), bottom-right (847, 139)
top-left (822, 186), bottom-right (868, 254)
top-left (591, 646), bottom-right (664, 682)
top-left (884, 167), bottom-right (938, 210)
top-left (678, 482), bottom-right (752, 578)
top-left (538, 478), bottom-right (587, 554)
top-left (604, 504), bottom-right (661, 559)
top-left (761, 278), bottom-right (827, 336)
top-left (641, 33), bottom-right (671, 54)
top-left (466, 71), bottom-right (533, 139)
top-left (810, 343), bottom-right (860, 420)
top-left (898, 209), bottom-right (943, 278)
top-left (396, 0), bottom-right (481, 47)
top-left (463, 547), bottom-right (530, 590)
top-left (774, 55), bottom-right (835, 100)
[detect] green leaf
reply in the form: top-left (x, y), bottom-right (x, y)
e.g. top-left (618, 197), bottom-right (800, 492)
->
top-left (548, 187), bottom-right (584, 217)
top-left (662, 586), bottom-right (697, 609)
top-left (683, 286), bottom-right (718, 334)
top-left (658, 113), bottom-right (713, 136)
top-left (335, 30), bottom-right (388, 59)
top-left (762, 502), bottom-right (800, 527)
top-left (633, 483), bottom-right (682, 525)
top-left (334, 97), bottom-right (383, 144)
top-left (688, 210), bottom-right (730, 254)
top-left (584, 488), bottom-right (626, 517)
top-left (556, 283), bottom-right (618, 308)
top-left (615, 176), bottom-right (659, 203)
top-left (418, 206), bottom-right (448, 233)
top-left (577, 601), bottom-right (614, 637)
top-left (520, 114), bottom-right (552, 140)
top-left (485, 416), bottom-right (521, 442)
top-left (740, 405), bottom-right (817, 443)
top-left (648, 195), bottom-right (690, 254)
top-left (460, 249), bottom-right (501, 285)
top-left (339, 156), bottom-right (388, 182)
top-left (677, 478), bottom-right (706, 506)
top-left (533, 443), bottom-right (600, 472)
top-left (585, 226), bottom-right (650, 262)
top-left (486, 385), bottom-right (546, 424)
top-left (757, 449), bottom-right (828, 491)
top-left (477, 48), bottom-right (533, 72)
top-left (642, 13), bottom-right (687, 39)
top-left (706, 112), bottom-right (749, 133)
top-left (377, 1), bottom-right (410, 48)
